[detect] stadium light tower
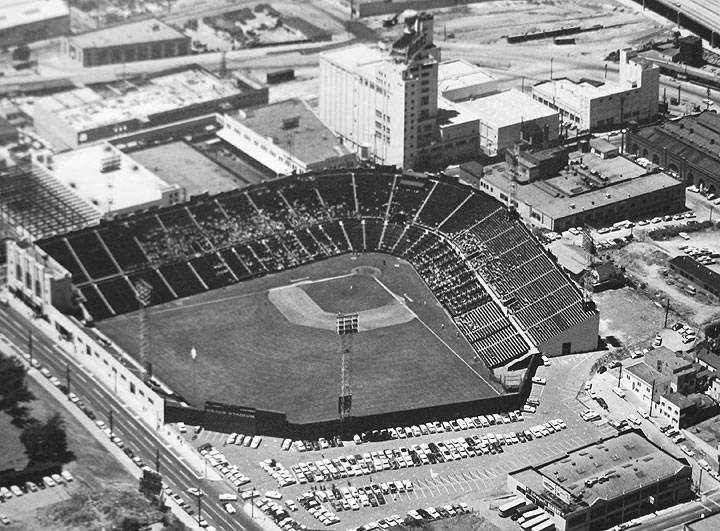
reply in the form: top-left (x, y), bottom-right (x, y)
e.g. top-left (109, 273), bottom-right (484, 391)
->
top-left (336, 313), bottom-right (359, 434)
top-left (135, 279), bottom-right (153, 380)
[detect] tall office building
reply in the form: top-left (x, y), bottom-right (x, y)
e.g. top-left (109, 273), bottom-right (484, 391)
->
top-left (319, 12), bottom-right (440, 169)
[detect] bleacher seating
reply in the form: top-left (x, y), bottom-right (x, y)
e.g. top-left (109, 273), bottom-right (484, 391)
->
top-left (37, 168), bottom-right (597, 370)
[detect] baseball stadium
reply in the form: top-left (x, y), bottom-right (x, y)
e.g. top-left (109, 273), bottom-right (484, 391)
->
top-left (36, 168), bottom-right (599, 437)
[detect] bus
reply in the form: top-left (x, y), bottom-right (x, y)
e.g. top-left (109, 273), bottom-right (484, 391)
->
top-left (515, 503), bottom-right (538, 518)
top-left (519, 508), bottom-right (546, 523)
top-left (532, 519), bottom-right (555, 531)
top-left (498, 498), bottom-right (525, 517)
top-left (521, 514), bottom-right (550, 530)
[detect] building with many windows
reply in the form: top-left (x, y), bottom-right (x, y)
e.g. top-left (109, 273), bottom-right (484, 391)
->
top-left (508, 430), bottom-right (693, 531)
top-left (625, 111), bottom-right (720, 194)
top-left (533, 49), bottom-right (659, 131)
top-left (319, 12), bottom-right (441, 169)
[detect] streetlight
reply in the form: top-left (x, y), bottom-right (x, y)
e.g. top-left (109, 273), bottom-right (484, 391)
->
top-left (27, 330), bottom-right (33, 366)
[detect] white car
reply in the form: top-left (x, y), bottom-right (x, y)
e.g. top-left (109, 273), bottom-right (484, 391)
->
top-left (187, 487), bottom-right (203, 497)
top-left (532, 376), bottom-right (546, 385)
top-left (224, 503), bottom-right (236, 514)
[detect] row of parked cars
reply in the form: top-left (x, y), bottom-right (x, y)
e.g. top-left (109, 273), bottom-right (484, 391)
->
top-left (309, 479), bottom-right (414, 515)
top-left (0, 471), bottom-right (74, 502)
top-left (198, 443), bottom-right (252, 490)
top-left (289, 419), bottom-right (567, 485)
top-left (255, 495), bottom-right (305, 531)
top-left (225, 432), bottom-right (263, 449)
top-left (351, 502), bottom-right (472, 531)
top-left (345, 411), bottom-right (528, 447)
top-left (259, 458), bottom-right (295, 488)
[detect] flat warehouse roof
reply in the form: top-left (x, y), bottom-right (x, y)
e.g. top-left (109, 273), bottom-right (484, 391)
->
top-left (0, 0), bottom-right (68, 31)
top-left (68, 18), bottom-right (186, 49)
top-left (461, 89), bottom-right (557, 128)
top-left (129, 141), bottom-right (241, 197)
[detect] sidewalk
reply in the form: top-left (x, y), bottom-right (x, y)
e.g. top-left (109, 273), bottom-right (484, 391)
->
top-left (0, 330), bottom-right (202, 531)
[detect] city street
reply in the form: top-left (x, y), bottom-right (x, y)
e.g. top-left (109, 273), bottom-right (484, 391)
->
top-left (0, 303), bottom-right (260, 531)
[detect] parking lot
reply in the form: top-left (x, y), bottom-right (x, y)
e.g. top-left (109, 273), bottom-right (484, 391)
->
top-left (176, 351), bottom-right (611, 530)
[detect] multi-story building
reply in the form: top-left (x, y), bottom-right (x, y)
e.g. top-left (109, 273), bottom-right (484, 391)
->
top-left (62, 18), bottom-right (190, 67)
top-left (319, 12), bottom-right (441, 169)
top-left (33, 65), bottom-right (267, 150)
top-left (656, 392), bottom-right (718, 429)
top-left (508, 430), bottom-right (693, 531)
top-left (533, 49), bottom-right (659, 131)
top-left (6, 239), bottom-right (73, 314)
top-left (0, 0), bottom-right (70, 48)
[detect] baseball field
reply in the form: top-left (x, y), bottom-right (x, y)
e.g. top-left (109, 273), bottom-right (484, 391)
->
top-left (98, 254), bottom-right (502, 424)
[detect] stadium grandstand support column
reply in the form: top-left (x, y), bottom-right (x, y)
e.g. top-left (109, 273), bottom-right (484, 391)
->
top-left (37, 168), bottom-right (599, 436)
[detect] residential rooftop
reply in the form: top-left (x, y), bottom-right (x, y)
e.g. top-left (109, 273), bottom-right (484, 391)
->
top-left (460, 89), bottom-right (557, 128)
top-left (511, 431), bottom-right (690, 510)
top-left (481, 152), bottom-right (680, 220)
top-left (34, 66), bottom-right (243, 133)
top-left (67, 18), bottom-right (186, 49)
top-left (128, 141), bottom-right (242, 198)
top-left (231, 99), bottom-right (352, 164)
top-left (49, 142), bottom-right (178, 213)
top-left (0, 0), bottom-right (69, 32)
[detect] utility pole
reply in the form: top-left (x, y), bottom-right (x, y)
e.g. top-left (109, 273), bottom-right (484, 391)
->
top-left (197, 490), bottom-right (202, 525)
top-left (550, 57), bottom-right (554, 80)
top-left (28, 331), bottom-right (33, 365)
top-left (155, 447), bottom-right (160, 473)
top-left (109, 409), bottom-right (114, 435)
top-left (65, 365), bottom-right (71, 394)
top-left (649, 379), bottom-right (656, 416)
top-left (664, 299), bottom-right (671, 328)
top-left (617, 364), bottom-right (623, 387)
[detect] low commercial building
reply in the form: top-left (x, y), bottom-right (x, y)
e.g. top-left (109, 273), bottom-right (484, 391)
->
top-left (657, 392), bottom-right (718, 429)
top-left (62, 18), bottom-right (190, 67)
top-left (457, 89), bottom-right (559, 156)
top-left (669, 256), bottom-right (720, 300)
top-left (438, 59), bottom-right (497, 102)
top-left (508, 430), bottom-right (693, 531)
top-left (474, 147), bottom-right (685, 231)
top-left (33, 65), bottom-right (267, 150)
top-left (218, 98), bottom-right (356, 175)
top-left (533, 49), bottom-right (659, 131)
top-left (0, 0), bottom-right (70, 48)
top-left (626, 111), bottom-right (720, 193)
top-left (44, 142), bottom-right (183, 215)
top-left (6, 239), bottom-right (73, 314)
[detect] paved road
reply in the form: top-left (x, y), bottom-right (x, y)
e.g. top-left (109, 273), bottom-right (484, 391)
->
top-left (0, 305), bottom-right (261, 531)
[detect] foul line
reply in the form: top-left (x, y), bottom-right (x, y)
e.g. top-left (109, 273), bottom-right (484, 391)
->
top-left (373, 277), bottom-right (501, 396)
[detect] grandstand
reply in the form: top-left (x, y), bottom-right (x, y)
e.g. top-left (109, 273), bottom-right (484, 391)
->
top-left (0, 164), bottom-right (101, 240)
top-left (37, 168), bottom-right (598, 369)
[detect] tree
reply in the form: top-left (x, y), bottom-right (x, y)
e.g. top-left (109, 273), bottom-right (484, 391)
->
top-left (118, 517), bottom-right (142, 531)
top-left (0, 353), bottom-right (35, 423)
top-left (139, 468), bottom-right (162, 500)
top-left (11, 44), bottom-right (30, 62)
top-left (20, 413), bottom-right (74, 464)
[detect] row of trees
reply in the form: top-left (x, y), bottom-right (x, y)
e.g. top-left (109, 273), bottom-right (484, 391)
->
top-left (0, 352), bottom-right (72, 465)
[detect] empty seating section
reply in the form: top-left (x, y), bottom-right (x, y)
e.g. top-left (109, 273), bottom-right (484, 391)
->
top-left (416, 182), bottom-right (470, 228)
top-left (37, 169), bottom-right (595, 370)
top-left (66, 232), bottom-right (119, 280)
top-left (39, 239), bottom-right (87, 283)
top-left (96, 277), bottom-right (139, 316)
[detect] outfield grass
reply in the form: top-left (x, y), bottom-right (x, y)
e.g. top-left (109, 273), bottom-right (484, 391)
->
top-left (99, 254), bottom-right (502, 424)
top-left (303, 274), bottom-right (393, 314)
